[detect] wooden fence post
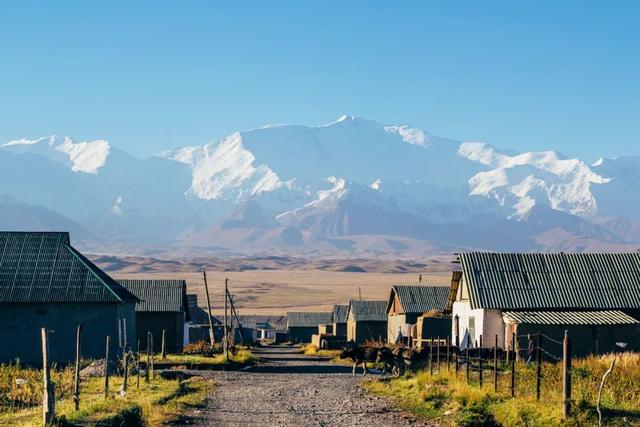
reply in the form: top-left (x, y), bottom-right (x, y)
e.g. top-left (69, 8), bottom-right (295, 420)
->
top-left (429, 339), bottom-right (434, 375)
top-left (123, 349), bottom-right (129, 393)
top-left (536, 333), bottom-right (543, 400)
top-left (493, 334), bottom-right (498, 393)
top-left (224, 278), bottom-right (229, 359)
top-left (161, 329), bottom-right (166, 360)
top-left (104, 335), bottom-right (110, 400)
top-left (145, 332), bottom-right (150, 383)
top-left (436, 336), bottom-right (440, 373)
top-left (465, 335), bottom-right (470, 383)
top-left (446, 336), bottom-right (450, 372)
top-left (562, 330), bottom-right (572, 417)
top-left (150, 333), bottom-right (155, 380)
top-left (202, 270), bottom-right (216, 346)
top-left (511, 332), bottom-right (516, 397)
top-left (479, 335), bottom-right (484, 388)
top-left (42, 328), bottom-right (55, 425)
top-left (455, 333), bottom-right (459, 374)
top-left (73, 324), bottom-right (82, 410)
top-left (136, 339), bottom-right (141, 390)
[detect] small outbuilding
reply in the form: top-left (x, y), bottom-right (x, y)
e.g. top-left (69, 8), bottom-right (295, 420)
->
top-left (346, 300), bottom-right (387, 345)
top-left (450, 252), bottom-right (640, 356)
top-left (118, 279), bottom-right (189, 353)
top-left (386, 285), bottom-right (450, 344)
top-left (0, 232), bottom-right (137, 365)
top-left (332, 304), bottom-right (348, 337)
top-left (286, 312), bottom-right (332, 343)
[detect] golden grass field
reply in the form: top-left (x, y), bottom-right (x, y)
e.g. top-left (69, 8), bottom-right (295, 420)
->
top-left (104, 256), bottom-right (452, 316)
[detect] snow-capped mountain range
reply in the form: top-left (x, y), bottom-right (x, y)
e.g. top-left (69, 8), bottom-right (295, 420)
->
top-left (2, 115), bottom-right (639, 256)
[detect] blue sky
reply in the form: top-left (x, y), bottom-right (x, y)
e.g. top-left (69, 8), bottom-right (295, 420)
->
top-left (1, 1), bottom-right (638, 160)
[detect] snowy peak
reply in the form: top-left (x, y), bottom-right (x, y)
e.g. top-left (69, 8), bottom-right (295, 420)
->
top-left (2, 135), bottom-right (111, 174)
top-left (159, 132), bottom-right (283, 201)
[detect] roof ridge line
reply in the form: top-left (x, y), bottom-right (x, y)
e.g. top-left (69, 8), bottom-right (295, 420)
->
top-left (64, 243), bottom-right (124, 302)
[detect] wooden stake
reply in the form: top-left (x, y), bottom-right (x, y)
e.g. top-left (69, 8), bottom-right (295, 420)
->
top-left (73, 324), bottom-right (82, 411)
top-left (479, 335), bottom-right (483, 388)
top-left (493, 334), bottom-right (498, 393)
top-left (123, 318), bottom-right (127, 348)
top-left (118, 318), bottom-right (123, 349)
top-left (150, 333), bottom-right (155, 380)
top-left (42, 328), bottom-right (55, 425)
top-left (161, 329), bottom-right (166, 360)
top-left (224, 278), bottom-right (229, 359)
top-left (511, 332), bottom-right (516, 397)
top-left (429, 339), bottom-right (433, 375)
top-left (104, 335), bottom-right (110, 400)
top-left (562, 330), bottom-right (572, 417)
top-left (465, 335), bottom-right (470, 383)
top-left (536, 333), bottom-right (542, 400)
top-left (446, 336), bottom-right (450, 372)
top-left (136, 339), bottom-right (141, 390)
top-left (203, 271), bottom-right (216, 346)
top-left (145, 332), bottom-right (150, 383)
top-left (436, 336), bottom-right (440, 372)
top-left (123, 349), bottom-right (129, 393)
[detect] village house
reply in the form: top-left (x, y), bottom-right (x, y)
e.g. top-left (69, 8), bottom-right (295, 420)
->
top-left (286, 312), bottom-right (332, 343)
top-left (118, 279), bottom-right (189, 353)
top-left (331, 304), bottom-right (348, 337)
top-left (450, 252), bottom-right (640, 356)
top-left (0, 232), bottom-right (137, 365)
top-left (346, 300), bottom-right (387, 345)
top-left (184, 293), bottom-right (223, 344)
top-left (386, 285), bottom-right (450, 344)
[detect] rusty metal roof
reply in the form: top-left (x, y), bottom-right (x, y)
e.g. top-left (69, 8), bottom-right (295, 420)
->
top-left (0, 231), bottom-right (136, 303)
top-left (459, 252), bottom-right (640, 310)
top-left (118, 279), bottom-right (187, 313)
top-left (347, 300), bottom-right (387, 322)
top-left (286, 312), bottom-right (332, 328)
top-left (503, 310), bottom-right (640, 325)
top-left (387, 285), bottom-right (449, 314)
top-left (332, 304), bottom-right (348, 323)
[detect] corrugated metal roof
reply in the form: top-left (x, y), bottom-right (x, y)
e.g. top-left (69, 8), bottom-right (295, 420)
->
top-left (0, 231), bottom-right (136, 303)
top-left (503, 310), bottom-right (640, 325)
top-left (459, 252), bottom-right (640, 310)
top-left (286, 312), bottom-right (332, 328)
top-left (388, 285), bottom-right (449, 314)
top-left (118, 279), bottom-right (187, 313)
top-left (332, 304), bottom-right (348, 323)
top-left (348, 300), bottom-right (387, 322)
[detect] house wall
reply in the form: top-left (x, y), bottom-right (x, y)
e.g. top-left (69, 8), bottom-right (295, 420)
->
top-left (515, 323), bottom-right (640, 358)
top-left (452, 301), bottom-right (504, 348)
top-left (387, 314), bottom-right (407, 343)
top-left (136, 311), bottom-right (185, 353)
top-left (333, 322), bottom-right (347, 337)
top-left (0, 302), bottom-right (135, 365)
top-left (348, 320), bottom-right (387, 345)
top-left (287, 326), bottom-right (317, 343)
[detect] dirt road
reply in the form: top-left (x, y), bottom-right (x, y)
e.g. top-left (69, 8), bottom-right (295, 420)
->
top-left (183, 345), bottom-right (424, 426)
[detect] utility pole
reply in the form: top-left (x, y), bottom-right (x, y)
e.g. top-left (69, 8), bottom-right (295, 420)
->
top-left (224, 277), bottom-right (229, 359)
top-left (358, 286), bottom-right (361, 300)
top-left (203, 271), bottom-right (216, 346)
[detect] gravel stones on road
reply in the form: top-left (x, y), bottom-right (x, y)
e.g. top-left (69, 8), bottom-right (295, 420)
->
top-left (181, 345), bottom-right (427, 426)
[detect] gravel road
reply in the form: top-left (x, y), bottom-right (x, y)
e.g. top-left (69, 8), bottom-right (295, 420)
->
top-left (181, 345), bottom-right (425, 426)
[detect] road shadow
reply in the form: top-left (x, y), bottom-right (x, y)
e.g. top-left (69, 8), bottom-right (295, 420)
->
top-left (247, 364), bottom-right (355, 374)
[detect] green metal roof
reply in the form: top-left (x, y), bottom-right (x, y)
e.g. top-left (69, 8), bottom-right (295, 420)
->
top-left (332, 304), bottom-right (348, 323)
top-left (0, 231), bottom-right (136, 303)
top-left (347, 300), bottom-right (387, 322)
top-left (286, 312), bottom-right (332, 328)
top-left (503, 310), bottom-right (640, 326)
top-left (459, 252), bottom-right (640, 310)
top-left (387, 285), bottom-right (450, 314)
top-left (118, 279), bottom-right (187, 313)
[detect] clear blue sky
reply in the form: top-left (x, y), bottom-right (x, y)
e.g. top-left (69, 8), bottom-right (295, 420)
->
top-left (1, 1), bottom-right (638, 160)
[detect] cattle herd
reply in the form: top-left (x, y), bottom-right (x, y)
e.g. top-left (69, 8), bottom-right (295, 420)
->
top-left (339, 344), bottom-right (512, 377)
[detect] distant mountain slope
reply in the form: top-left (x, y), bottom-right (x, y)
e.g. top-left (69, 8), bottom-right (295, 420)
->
top-left (2, 116), bottom-right (639, 256)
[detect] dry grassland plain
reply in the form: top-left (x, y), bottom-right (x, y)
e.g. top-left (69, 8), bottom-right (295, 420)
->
top-left (103, 256), bottom-right (452, 316)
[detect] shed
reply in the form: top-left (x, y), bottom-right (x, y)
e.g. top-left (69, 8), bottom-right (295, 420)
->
top-left (386, 285), bottom-right (449, 344)
top-left (0, 231), bottom-right (137, 365)
top-left (184, 293), bottom-right (223, 344)
top-left (118, 279), bottom-right (189, 353)
top-left (346, 300), bottom-right (387, 345)
top-left (450, 252), bottom-right (640, 356)
top-left (286, 312), bottom-right (332, 343)
top-left (332, 304), bottom-right (348, 337)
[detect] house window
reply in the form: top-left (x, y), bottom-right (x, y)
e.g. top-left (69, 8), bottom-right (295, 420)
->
top-left (468, 316), bottom-right (476, 347)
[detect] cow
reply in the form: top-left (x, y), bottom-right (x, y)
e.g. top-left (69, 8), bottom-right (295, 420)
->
top-left (375, 346), bottom-right (398, 376)
top-left (339, 346), bottom-right (379, 376)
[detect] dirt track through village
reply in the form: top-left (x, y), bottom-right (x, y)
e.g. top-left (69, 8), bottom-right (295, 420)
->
top-left (182, 345), bottom-right (425, 426)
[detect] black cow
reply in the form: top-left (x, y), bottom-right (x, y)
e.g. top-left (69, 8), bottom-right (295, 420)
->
top-left (339, 346), bottom-right (379, 376)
